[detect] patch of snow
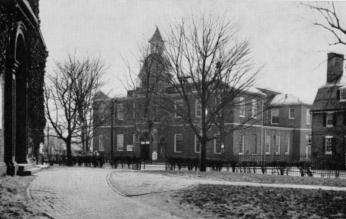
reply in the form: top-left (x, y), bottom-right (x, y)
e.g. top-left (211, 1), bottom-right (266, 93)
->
top-left (270, 93), bottom-right (307, 106)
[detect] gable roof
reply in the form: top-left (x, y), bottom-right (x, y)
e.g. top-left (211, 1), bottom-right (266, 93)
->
top-left (270, 93), bottom-right (308, 106)
top-left (94, 91), bottom-right (110, 101)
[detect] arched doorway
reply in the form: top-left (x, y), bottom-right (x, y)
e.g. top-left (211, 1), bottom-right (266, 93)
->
top-left (4, 23), bottom-right (29, 174)
top-left (14, 34), bottom-right (28, 164)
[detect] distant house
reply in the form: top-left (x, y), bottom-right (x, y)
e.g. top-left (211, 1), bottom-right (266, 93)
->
top-left (311, 53), bottom-right (346, 167)
top-left (0, 0), bottom-right (47, 175)
top-left (260, 89), bottom-right (312, 160)
top-left (93, 28), bottom-right (311, 162)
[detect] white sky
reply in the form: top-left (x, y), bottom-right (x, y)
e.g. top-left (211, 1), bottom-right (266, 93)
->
top-left (39, 0), bottom-right (346, 103)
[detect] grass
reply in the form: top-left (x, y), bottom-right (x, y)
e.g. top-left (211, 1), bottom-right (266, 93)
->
top-left (149, 170), bottom-right (346, 187)
top-left (174, 184), bottom-right (346, 218)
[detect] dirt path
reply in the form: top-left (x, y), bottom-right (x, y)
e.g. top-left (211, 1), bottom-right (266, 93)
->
top-left (28, 167), bottom-right (180, 219)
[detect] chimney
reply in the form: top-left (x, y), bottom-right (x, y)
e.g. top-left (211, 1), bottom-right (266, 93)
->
top-left (327, 52), bottom-right (344, 84)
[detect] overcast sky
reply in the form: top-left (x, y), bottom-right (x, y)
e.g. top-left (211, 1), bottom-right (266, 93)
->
top-left (39, 0), bottom-right (346, 103)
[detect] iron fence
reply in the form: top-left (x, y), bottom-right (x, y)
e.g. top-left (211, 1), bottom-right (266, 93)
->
top-left (42, 153), bottom-right (346, 178)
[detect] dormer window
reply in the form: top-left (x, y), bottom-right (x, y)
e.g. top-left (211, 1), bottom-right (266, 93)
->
top-left (339, 88), bottom-right (346, 102)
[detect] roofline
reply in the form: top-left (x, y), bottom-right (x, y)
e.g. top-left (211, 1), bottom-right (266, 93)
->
top-left (310, 108), bottom-right (346, 113)
top-left (270, 103), bottom-right (312, 107)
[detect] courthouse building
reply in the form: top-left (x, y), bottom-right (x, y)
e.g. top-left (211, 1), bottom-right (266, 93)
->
top-left (0, 0), bottom-right (47, 175)
top-left (93, 28), bottom-right (311, 162)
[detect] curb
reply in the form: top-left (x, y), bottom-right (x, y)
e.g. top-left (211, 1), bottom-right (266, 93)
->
top-left (106, 171), bottom-right (131, 197)
top-left (26, 175), bottom-right (55, 219)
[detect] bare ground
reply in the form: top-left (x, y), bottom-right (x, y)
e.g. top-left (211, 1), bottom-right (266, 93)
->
top-left (172, 184), bottom-right (346, 219)
top-left (0, 175), bottom-right (51, 219)
top-left (110, 170), bottom-right (346, 218)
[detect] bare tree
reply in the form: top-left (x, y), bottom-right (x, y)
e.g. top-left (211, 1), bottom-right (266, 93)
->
top-left (158, 16), bottom-right (261, 171)
top-left (45, 54), bottom-right (105, 165)
top-left (307, 2), bottom-right (346, 46)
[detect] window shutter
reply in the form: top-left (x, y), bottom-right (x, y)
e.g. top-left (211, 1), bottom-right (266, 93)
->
top-left (323, 137), bottom-right (325, 154)
top-left (323, 113), bottom-right (326, 127)
top-left (333, 114), bottom-right (337, 126)
top-left (337, 89), bottom-right (341, 100)
top-left (332, 137), bottom-right (337, 154)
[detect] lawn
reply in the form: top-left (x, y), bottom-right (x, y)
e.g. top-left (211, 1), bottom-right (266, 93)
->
top-left (149, 170), bottom-right (346, 187)
top-left (0, 176), bottom-right (50, 219)
top-left (174, 184), bottom-right (346, 218)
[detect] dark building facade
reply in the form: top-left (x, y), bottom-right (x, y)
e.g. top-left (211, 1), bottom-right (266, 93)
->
top-left (0, 0), bottom-right (47, 175)
top-left (311, 53), bottom-right (346, 167)
top-left (93, 28), bottom-right (311, 162)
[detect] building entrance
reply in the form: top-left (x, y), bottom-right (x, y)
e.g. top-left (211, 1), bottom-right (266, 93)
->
top-left (140, 142), bottom-right (150, 161)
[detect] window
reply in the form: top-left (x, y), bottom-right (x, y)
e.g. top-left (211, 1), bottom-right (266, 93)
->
top-left (306, 134), bottom-right (312, 146)
top-left (194, 135), bottom-right (200, 153)
top-left (252, 134), bottom-right (258, 154)
top-left (117, 134), bottom-right (124, 151)
top-left (214, 134), bottom-right (222, 154)
top-left (239, 135), bottom-right (245, 155)
top-left (289, 108), bottom-right (295, 119)
top-left (265, 135), bottom-right (271, 154)
top-left (306, 109), bottom-right (311, 125)
top-left (326, 113), bottom-right (334, 127)
top-left (215, 95), bottom-right (222, 118)
top-left (132, 103), bottom-right (136, 119)
top-left (325, 136), bottom-right (334, 155)
top-left (125, 134), bottom-right (136, 152)
top-left (174, 134), bottom-right (183, 152)
top-left (195, 100), bottom-right (201, 118)
top-left (239, 97), bottom-right (245, 117)
top-left (133, 134), bottom-right (137, 145)
top-left (251, 99), bottom-right (257, 118)
top-left (174, 100), bottom-right (183, 118)
top-left (285, 137), bottom-right (290, 155)
top-left (274, 136), bottom-right (280, 155)
top-left (98, 103), bottom-right (106, 121)
top-left (98, 135), bottom-right (104, 151)
top-left (117, 103), bottom-right (124, 120)
top-left (271, 108), bottom-right (279, 124)
top-left (339, 88), bottom-right (346, 101)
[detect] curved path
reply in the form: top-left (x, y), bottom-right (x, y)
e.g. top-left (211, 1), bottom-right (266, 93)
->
top-left (28, 167), bottom-right (180, 219)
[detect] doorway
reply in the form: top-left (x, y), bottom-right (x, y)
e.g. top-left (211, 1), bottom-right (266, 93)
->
top-left (140, 143), bottom-right (150, 161)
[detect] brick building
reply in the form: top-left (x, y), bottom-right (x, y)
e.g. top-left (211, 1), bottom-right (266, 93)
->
top-left (311, 53), bottom-right (346, 166)
top-left (0, 0), bottom-right (47, 175)
top-left (93, 28), bottom-right (311, 162)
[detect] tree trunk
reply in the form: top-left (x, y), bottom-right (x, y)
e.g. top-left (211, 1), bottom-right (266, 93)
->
top-left (66, 138), bottom-right (72, 166)
top-left (200, 139), bottom-right (207, 171)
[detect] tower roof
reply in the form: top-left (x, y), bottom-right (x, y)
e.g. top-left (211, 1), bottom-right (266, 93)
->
top-left (149, 27), bottom-right (163, 43)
